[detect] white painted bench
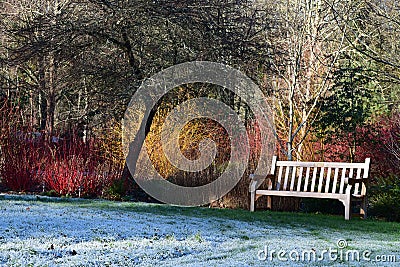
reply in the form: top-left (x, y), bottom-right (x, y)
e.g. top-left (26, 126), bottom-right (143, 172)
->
top-left (249, 156), bottom-right (371, 220)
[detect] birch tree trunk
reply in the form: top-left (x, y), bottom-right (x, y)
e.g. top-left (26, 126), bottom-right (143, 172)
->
top-left (269, 0), bottom-right (347, 161)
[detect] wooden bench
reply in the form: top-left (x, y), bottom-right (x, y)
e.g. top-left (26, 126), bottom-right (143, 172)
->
top-left (249, 156), bottom-right (371, 220)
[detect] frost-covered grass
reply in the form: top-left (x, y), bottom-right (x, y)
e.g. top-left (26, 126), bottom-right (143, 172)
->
top-left (0, 194), bottom-right (399, 266)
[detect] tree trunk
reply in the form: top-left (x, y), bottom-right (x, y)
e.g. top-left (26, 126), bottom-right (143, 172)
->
top-left (38, 56), bottom-right (47, 131)
top-left (46, 53), bottom-right (56, 135)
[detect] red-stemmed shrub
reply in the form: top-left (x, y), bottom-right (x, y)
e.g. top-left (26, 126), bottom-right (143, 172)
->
top-left (0, 96), bottom-right (124, 196)
top-left (38, 133), bottom-right (124, 197)
top-left (0, 99), bottom-right (43, 192)
top-left (0, 132), bottom-right (43, 192)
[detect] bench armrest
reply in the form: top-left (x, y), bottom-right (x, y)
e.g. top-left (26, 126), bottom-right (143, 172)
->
top-left (249, 174), bottom-right (275, 192)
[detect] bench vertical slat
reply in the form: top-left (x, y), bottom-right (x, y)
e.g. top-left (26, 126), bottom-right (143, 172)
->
top-left (361, 158), bottom-right (370, 196)
top-left (349, 168), bottom-right (354, 183)
top-left (324, 167), bottom-right (332, 193)
top-left (270, 156), bottom-right (277, 175)
top-left (297, 167), bottom-right (304, 192)
top-left (290, 166), bottom-right (297, 191)
top-left (317, 167), bottom-right (325, 193)
top-left (283, 166), bottom-right (290, 190)
top-left (310, 167), bottom-right (318, 192)
top-left (303, 167), bottom-right (311, 191)
top-left (339, 168), bottom-right (346, 194)
top-left (361, 175), bottom-right (367, 195)
top-left (353, 168), bottom-right (362, 195)
top-left (276, 166), bottom-right (283, 190)
top-left (332, 168), bottom-right (339, 193)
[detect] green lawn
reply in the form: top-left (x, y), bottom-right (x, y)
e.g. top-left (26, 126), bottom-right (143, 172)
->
top-left (1, 194), bottom-right (399, 266)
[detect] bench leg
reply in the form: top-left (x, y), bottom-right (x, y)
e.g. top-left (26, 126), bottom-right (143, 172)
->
top-left (267, 196), bottom-right (272, 209)
top-left (343, 196), bottom-right (351, 220)
top-left (344, 202), bottom-right (350, 220)
top-left (250, 191), bottom-right (255, 212)
top-left (360, 197), bottom-right (367, 219)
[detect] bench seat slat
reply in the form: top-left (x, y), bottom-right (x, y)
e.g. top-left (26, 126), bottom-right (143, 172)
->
top-left (255, 190), bottom-right (347, 200)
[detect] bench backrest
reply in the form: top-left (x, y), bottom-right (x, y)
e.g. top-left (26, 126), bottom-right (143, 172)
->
top-left (270, 156), bottom-right (371, 196)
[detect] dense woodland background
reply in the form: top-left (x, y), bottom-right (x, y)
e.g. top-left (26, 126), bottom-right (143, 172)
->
top-left (0, 0), bottom-right (399, 220)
